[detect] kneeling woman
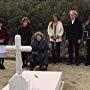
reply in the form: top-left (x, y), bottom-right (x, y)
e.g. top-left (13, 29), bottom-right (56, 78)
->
top-left (30, 32), bottom-right (48, 71)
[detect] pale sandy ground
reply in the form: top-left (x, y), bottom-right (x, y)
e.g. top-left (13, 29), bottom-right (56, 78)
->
top-left (0, 60), bottom-right (90, 90)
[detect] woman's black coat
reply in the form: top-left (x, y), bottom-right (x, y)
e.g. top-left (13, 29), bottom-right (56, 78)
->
top-left (17, 25), bottom-right (32, 45)
top-left (31, 39), bottom-right (48, 67)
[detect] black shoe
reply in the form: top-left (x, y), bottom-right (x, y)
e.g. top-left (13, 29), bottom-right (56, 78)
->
top-left (29, 65), bottom-right (34, 71)
top-left (43, 66), bottom-right (47, 71)
top-left (85, 62), bottom-right (90, 66)
top-left (41, 66), bottom-right (47, 71)
top-left (85, 63), bottom-right (88, 66)
top-left (29, 66), bottom-right (34, 71)
top-left (22, 65), bottom-right (26, 68)
top-left (76, 63), bottom-right (79, 66)
top-left (1, 65), bottom-right (5, 70)
top-left (0, 64), bottom-right (2, 69)
top-left (67, 63), bottom-right (74, 65)
top-left (75, 62), bottom-right (80, 66)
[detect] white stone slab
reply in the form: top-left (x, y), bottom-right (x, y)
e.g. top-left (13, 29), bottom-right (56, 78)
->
top-left (2, 71), bottom-right (64, 90)
top-left (2, 84), bottom-right (9, 90)
top-left (9, 74), bottom-right (28, 90)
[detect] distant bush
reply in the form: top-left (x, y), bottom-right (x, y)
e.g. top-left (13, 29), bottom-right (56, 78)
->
top-left (0, 0), bottom-right (90, 37)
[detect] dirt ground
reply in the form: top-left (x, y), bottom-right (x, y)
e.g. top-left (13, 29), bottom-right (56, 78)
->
top-left (0, 60), bottom-right (90, 90)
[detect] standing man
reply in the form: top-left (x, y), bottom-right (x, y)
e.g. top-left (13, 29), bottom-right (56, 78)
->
top-left (17, 17), bottom-right (32, 68)
top-left (66, 10), bottom-right (83, 66)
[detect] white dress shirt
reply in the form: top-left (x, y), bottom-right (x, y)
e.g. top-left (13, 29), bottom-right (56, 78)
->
top-left (72, 20), bottom-right (75, 24)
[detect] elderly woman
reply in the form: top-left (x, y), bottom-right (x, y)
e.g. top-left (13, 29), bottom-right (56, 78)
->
top-left (29, 32), bottom-right (48, 71)
top-left (0, 19), bottom-right (9, 69)
top-left (17, 17), bottom-right (32, 68)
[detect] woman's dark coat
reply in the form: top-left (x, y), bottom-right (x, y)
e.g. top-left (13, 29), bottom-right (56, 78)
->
top-left (31, 39), bottom-right (49, 67)
top-left (0, 26), bottom-right (9, 45)
top-left (17, 25), bottom-right (32, 45)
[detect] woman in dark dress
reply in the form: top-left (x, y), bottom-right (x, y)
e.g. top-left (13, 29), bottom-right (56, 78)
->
top-left (29, 32), bottom-right (48, 71)
top-left (17, 17), bottom-right (32, 68)
top-left (0, 19), bottom-right (9, 69)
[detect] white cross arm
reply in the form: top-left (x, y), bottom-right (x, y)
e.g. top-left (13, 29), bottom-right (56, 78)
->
top-left (20, 46), bottom-right (32, 52)
top-left (6, 46), bottom-right (32, 52)
top-left (5, 46), bottom-right (16, 51)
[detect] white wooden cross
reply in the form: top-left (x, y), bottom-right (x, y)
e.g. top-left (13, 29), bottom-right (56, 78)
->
top-left (6, 35), bottom-right (32, 75)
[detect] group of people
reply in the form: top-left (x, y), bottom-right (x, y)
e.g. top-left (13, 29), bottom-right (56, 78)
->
top-left (0, 10), bottom-right (90, 70)
top-left (48, 10), bottom-right (83, 66)
top-left (48, 10), bottom-right (90, 66)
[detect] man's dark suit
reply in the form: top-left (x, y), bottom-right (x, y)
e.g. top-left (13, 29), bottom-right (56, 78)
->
top-left (66, 18), bottom-right (83, 65)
